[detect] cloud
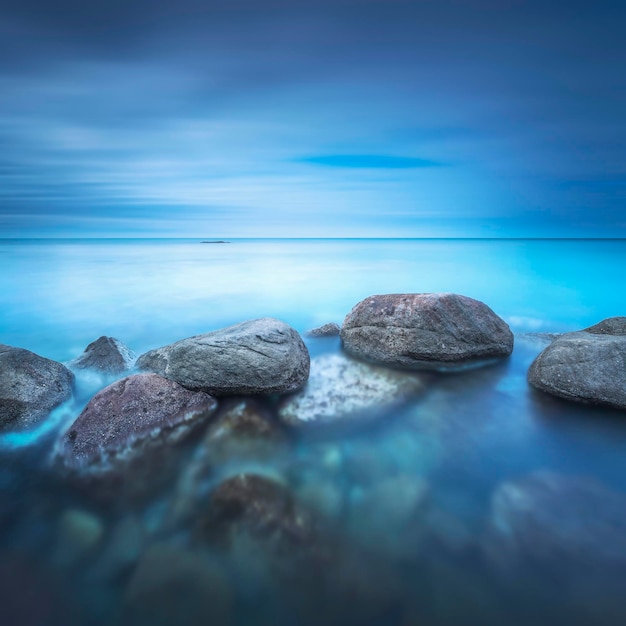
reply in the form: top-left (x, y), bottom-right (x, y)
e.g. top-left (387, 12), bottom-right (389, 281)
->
top-left (295, 155), bottom-right (443, 169)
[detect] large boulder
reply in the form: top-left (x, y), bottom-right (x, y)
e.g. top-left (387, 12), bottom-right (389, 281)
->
top-left (485, 471), bottom-right (626, 575)
top-left (340, 293), bottom-right (513, 370)
top-left (68, 336), bottom-right (135, 374)
top-left (528, 317), bottom-right (626, 410)
top-left (136, 318), bottom-right (310, 396)
top-left (0, 344), bottom-right (74, 431)
top-left (279, 353), bottom-right (427, 429)
top-left (55, 373), bottom-right (217, 473)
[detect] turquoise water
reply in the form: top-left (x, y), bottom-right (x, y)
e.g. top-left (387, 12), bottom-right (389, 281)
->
top-left (1, 238), bottom-right (626, 625)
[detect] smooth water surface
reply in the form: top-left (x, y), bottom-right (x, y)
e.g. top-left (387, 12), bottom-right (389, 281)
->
top-left (1, 238), bottom-right (626, 626)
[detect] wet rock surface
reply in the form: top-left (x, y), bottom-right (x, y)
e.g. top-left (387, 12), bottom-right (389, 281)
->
top-left (306, 322), bottom-right (340, 337)
top-left (68, 336), bottom-right (135, 374)
top-left (341, 293), bottom-right (513, 370)
top-left (279, 353), bottom-right (427, 429)
top-left (528, 317), bottom-right (626, 409)
top-left (55, 373), bottom-right (217, 473)
top-left (136, 318), bottom-right (310, 396)
top-left (0, 344), bottom-right (74, 431)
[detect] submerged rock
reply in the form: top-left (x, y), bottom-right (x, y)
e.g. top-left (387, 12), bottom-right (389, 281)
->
top-left (305, 322), bottom-right (340, 338)
top-left (485, 471), bottom-right (626, 574)
top-left (278, 353), bottom-right (427, 429)
top-left (0, 344), bottom-right (74, 431)
top-left (54, 509), bottom-right (104, 567)
top-left (528, 317), bottom-right (626, 409)
top-left (169, 399), bottom-right (288, 524)
top-left (55, 373), bottom-right (217, 473)
top-left (194, 473), bottom-right (317, 556)
top-left (136, 318), bottom-right (310, 396)
top-left (68, 336), bottom-right (135, 374)
top-left (341, 293), bottom-right (513, 370)
top-left (123, 543), bottom-right (232, 626)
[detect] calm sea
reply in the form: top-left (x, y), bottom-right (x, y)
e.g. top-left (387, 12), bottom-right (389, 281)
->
top-left (1, 238), bottom-right (626, 625)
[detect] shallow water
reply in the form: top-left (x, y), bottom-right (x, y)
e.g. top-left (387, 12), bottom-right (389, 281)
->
top-left (1, 238), bottom-right (626, 625)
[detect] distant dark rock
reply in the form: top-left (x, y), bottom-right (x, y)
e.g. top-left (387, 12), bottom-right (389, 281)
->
top-left (201, 240), bottom-right (230, 244)
top-left (55, 373), bottom-right (217, 473)
top-left (123, 543), bottom-right (232, 626)
top-left (528, 317), bottom-right (626, 409)
top-left (305, 322), bottom-right (340, 338)
top-left (341, 293), bottom-right (513, 370)
top-left (278, 353), bottom-right (427, 429)
top-left (485, 471), bottom-right (626, 575)
top-left (68, 336), bottom-right (135, 374)
top-left (0, 344), bottom-right (74, 431)
top-left (136, 318), bottom-right (310, 396)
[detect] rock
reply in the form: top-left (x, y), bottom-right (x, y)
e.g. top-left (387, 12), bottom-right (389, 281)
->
top-left (123, 544), bottom-right (232, 626)
top-left (193, 474), bottom-right (317, 556)
top-left (169, 400), bottom-right (288, 524)
top-left (55, 373), bottom-right (217, 473)
top-left (0, 344), bottom-right (74, 431)
top-left (528, 317), bottom-right (626, 409)
top-left (485, 471), bottom-right (626, 574)
top-left (136, 318), bottom-right (310, 396)
top-left (305, 322), bottom-right (340, 338)
top-left (340, 293), bottom-right (513, 370)
top-left (278, 353), bottom-right (427, 429)
top-left (68, 336), bottom-right (135, 374)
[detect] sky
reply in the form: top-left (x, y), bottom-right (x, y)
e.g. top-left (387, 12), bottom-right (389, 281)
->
top-left (1, 0), bottom-right (625, 238)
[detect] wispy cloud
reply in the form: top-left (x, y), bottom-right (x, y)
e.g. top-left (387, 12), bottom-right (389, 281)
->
top-left (295, 155), bottom-right (443, 169)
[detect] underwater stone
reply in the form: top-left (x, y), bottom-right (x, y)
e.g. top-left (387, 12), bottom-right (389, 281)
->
top-left (528, 317), bottom-right (626, 410)
top-left (0, 344), bottom-right (74, 431)
top-left (278, 353), bottom-right (427, 429)
top-left (56, 373), bottom-right (217, 473)
top-left (68, 336), bottom-right (135, 374)
top-left (341, 293), bottom-right (513, 370)
top-left (136, 318), bottom-right (310, 396)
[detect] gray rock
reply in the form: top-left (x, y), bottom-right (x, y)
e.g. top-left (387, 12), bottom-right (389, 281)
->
top-left (305, 322), bottom-right (340, 338)
top-left (528, 317), bottom-right (626, 409)
top-left (136, 318), bottom-right (310, 396)
top-left (486, 471), bottom-right (626, 574)
top-left (341, 293), bottom-right (513, 370)
top-left (0, 344), bottom-right (74, 431)
top-left (55, 373), bottom-right (217, 473)
top-left (278, 353), bottom-right (427, 429)
top-left (69, 336), bottom-right (135, 374)
top-left (123, 543), bottom-right (232, 626)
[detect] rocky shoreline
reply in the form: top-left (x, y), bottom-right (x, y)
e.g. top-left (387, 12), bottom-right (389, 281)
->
top-left (1, 292), bottom-right (626, 625)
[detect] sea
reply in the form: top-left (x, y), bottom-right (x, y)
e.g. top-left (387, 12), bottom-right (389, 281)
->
top-left (1, 238), bottom-right (625, 626)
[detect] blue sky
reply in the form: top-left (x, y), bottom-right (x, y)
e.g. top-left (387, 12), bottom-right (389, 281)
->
top-left (1, 0), bottom-right (625, 237)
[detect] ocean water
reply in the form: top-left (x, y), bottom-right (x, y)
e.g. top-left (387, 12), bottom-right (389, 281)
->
top-left (1, 238), bottom-right (626, 625)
